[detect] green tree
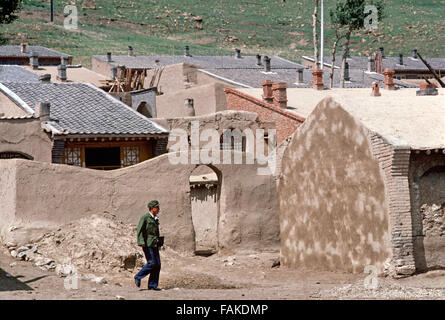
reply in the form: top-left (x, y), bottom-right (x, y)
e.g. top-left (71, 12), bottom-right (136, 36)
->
top-left (312, 0), bottom-right (320, 69)
top-left (0, 0), bottom-right (22, 24)
top-left (0, 0), bottom-right (22, 43)
top-left (330, 0), bottom-right (384, 87)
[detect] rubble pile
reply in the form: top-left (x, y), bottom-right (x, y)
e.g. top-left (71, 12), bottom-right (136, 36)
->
top-left (4, 213), bottom-right (147, 276)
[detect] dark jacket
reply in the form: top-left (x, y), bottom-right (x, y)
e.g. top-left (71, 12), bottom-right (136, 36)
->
top-left (137, 213), bottom-right (160, 247)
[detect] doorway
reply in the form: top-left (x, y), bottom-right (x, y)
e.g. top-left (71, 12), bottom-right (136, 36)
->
top-left (189, 165), bottom-right (220, 255)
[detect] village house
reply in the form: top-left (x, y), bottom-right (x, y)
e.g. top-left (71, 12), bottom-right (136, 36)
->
top-left (0, 44), bottom-right (73, 66)
top-left (278, 85), bottom-right (445, 277)
top-left (302, 48), bottom-right (445, 81)
top-left (0, 78), bottom-right (169, 168)
top-left (91, 47), bottom-right (301, 118)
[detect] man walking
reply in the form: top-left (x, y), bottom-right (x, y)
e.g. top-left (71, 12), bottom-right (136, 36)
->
top-left (134, 200), bottom-right (163, 291)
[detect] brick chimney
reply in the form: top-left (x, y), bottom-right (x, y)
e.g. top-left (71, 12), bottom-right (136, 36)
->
top-left (235, 49), bottom-right (241, 59)
top-left (379, 47), bottom-right (385, 58)
top-left (35, 102), bottom-right (51, 121)
top-left (30, 52), bottom-right (39, 70)
top-left (57, 64), bottom-right (67, 81)
top-left (417, 83), bottom-right (438, 96)
top-left (262, 80), bottom-right (273, 104)
top-left (20, 43), bottom-right (27, 53)
top-left (185, 98), bottom-right (195, 116)
top-left (128, 46), bottom-right (134, 56)
top-left (256, 54), bottom-right (262, 66)
top-left (374, 51), bottom-right (383, 74)
top-left (370, 82), bottom-right (381, 96)
top-left (106, 52), bottom-right (112, 62)
top-left (264, 56), bottom-right (271, 72)
top-left (383, 68), bottom-right (395, 90)
top-left (312, 68), bottom-right (324, 90)
top-left (272, 82), bottom-right (287, 109)
top-left (296, 68), bottom-right (304, 84)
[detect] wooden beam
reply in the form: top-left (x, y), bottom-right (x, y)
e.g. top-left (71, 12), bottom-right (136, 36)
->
top-left (417, 52), bottom-right (445, 88)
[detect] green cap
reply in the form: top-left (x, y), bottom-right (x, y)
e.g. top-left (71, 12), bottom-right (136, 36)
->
top-left (148, 200), bottom-right (160, 208)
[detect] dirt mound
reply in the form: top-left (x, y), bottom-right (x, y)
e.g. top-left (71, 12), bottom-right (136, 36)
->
top-left (4, 213), bottom-right (187, 279)
top-left (30, 213), bottom-right (145, 275)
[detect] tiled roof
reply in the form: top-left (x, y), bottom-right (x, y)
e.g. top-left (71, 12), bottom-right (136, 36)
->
top-left (0, 45), bottom-right (72, 58)
top-left (0, 66), bottom-right (39, 83)
top-left (199, 67), bottom-right (417, 89)
top-left (93, 54), bottom-right (300, 69)
top-left (303, 55), bottom-right (445, 71)
top-left (0, 82), bottom-right (168, 136)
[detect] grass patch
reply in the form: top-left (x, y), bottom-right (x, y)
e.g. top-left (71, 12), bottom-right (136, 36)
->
top-left (3, 0), bottom-right (444, 68)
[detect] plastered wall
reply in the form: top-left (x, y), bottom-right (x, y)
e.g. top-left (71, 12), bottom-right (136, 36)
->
top-left (278, 98), bottom-right (392, 273)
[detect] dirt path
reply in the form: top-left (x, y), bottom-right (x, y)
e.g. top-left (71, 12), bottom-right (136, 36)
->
top-left (1, 248), bottom-right (363, 300)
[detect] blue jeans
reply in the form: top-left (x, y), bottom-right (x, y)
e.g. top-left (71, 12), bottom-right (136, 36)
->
top-left (135, 246), bottom-right (161, 289)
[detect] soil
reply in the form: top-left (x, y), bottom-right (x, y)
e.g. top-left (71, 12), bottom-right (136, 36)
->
top-left (2, 213), bottom-right (445, 300)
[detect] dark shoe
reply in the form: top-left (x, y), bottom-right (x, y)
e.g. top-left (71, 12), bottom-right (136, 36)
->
top-left (134, 276), bottom-right (141, 288)
top-left (148, 287), bottom-right (162, 291)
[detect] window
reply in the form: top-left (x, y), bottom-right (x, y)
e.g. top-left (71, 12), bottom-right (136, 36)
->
top-left (85, 147), bottom-right (120, 170)
top-left (123, 146), bottom-right (140, 166)
top-left (63, 147), bottom-right (82, 166)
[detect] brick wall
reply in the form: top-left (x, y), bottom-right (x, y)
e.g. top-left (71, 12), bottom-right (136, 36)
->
top-left (224, 88), bottom-right (304, 144)
top-left (369, 133), bottom-right (416, 276)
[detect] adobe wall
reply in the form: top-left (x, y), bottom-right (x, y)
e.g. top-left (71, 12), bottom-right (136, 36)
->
top-left (0, 94), bottom-right (29, 117)
top-left (1, 152), bottom-right (280, 253)
top-left (156, 83), bottom-right (227, 118)
top-left (278, 97), bottom-right (392, 273)
top-left (91, 56), bottom-right (113, 78)
top-left (0, 161), bottom-right (16, 238)
top-left (152, 110), bottom-right (275, 150)
top-left (0, 118), bottom-right (53, 162)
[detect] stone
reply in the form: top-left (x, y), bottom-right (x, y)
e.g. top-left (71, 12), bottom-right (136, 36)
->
top-left (93, 277), bottom-right (107, 284)
top-left (10, 250), bottom-right (17, 258)
top-left (16, 246), bottom-right (29, 253)
top-left (55, 264), bottom-right (77, 277)
top-left (17, 246), bottom-right (38, 259)
top-left (115, 295), bottom-right (125, 300)
top-left (5, 241), bottom-right (17, 249)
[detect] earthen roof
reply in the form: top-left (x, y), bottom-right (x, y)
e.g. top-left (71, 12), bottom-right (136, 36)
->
top-left (200, 68), bottom-right (417, 89)
top-left (0, 82), bottom-right (168, 136)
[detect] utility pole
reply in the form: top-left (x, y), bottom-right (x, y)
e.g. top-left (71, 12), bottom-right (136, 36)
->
top-left (50, 0), bottom-right (54, 23)
top-left (320, 0), bottom-right (324, 69)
